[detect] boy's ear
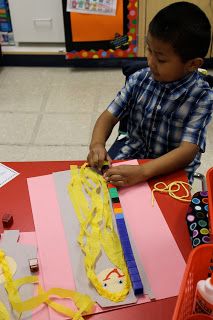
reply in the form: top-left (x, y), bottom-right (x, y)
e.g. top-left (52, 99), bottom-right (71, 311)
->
top-left (186, 58), bottom-right (204, 72)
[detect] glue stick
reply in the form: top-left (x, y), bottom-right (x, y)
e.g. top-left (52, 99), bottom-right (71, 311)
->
top-left (193, 273), bottom-right (213, 315)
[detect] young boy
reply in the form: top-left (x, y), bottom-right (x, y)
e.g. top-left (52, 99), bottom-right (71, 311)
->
top-left (87, 1), bottom-right (213, 187)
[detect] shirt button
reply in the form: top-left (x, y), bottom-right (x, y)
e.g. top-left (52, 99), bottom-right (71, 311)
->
top-left (157, 105), bottom-right (161, 110)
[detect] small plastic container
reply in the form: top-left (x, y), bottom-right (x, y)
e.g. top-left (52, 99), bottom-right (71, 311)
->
top-left (193, 274), bottom-right (213, 315)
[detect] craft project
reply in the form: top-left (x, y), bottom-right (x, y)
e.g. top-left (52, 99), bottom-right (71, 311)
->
top-left (53, 167), bottom-right (138, 307)
top-left (26, 159), bottom-right (186, 318)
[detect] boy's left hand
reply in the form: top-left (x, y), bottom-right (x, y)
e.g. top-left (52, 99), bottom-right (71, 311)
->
top-left (103, 165), bottom-right (146, 187)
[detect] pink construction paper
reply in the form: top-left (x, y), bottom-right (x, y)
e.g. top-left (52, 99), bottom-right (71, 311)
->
top-left (113, 160), bottom-right (186, 298)
top-left (19, 232), bottom-right (49, 319)
top-left (27, 175), bottom-right (77, 320)
top-left (27, 174), bottom-right (149, 318)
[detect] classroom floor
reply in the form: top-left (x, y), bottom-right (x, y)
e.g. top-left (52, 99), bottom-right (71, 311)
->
top-left (0, 66), bottom-right (212, 192)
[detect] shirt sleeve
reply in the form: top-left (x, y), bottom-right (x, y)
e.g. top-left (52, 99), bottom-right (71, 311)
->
top-left (182, 89), bottom-right (213, 152)
top-left (107, 68), bottom-right (148, 119)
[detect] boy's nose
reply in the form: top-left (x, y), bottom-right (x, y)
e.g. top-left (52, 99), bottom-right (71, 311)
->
top-left (147, 55), bottom-right (156, 69)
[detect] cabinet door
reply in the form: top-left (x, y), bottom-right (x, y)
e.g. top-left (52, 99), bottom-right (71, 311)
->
top-left (144, 0), bottom-right (212, 58)
top-left (8, 0), bottom-right (65, 43)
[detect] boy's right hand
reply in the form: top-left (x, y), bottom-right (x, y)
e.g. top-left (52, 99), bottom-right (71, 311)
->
top-left (87, 143), bottom-right (111, 170)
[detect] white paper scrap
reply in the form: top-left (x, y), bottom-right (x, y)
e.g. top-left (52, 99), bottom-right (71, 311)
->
top-left (0, 163), bottom-right (19, 187)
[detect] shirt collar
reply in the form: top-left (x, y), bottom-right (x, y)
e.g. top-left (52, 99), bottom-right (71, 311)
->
top-left (149, 70), bottom-right (199, 100)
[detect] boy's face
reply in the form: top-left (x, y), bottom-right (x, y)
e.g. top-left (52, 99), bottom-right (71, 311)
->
top-left (146, 33), bottom-right (190, 83)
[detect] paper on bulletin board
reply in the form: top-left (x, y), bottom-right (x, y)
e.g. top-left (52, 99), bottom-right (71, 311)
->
top-left (70, 0), bottom-right (123, 41)
top-left (67, 0), bottom-right (117, 16)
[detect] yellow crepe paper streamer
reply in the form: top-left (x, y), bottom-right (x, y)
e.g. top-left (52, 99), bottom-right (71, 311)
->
top-left (152, 181), bottom-right (191, 206)
top-left (0, 249), bottom-right (95, 319)
top-left (0, 249), bottom-right (22, 319)
top-left (37, 286), bottom-right (94, 320)
top-left (0, 300), bottom-right (10, 320)
top-left (67, 163), bottom-right (131, 302)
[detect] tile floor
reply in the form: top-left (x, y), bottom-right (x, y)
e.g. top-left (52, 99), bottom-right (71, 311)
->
top-left (0, 66), bottom-right (212, 192)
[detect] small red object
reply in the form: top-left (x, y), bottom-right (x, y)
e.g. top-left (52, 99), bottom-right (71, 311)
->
top-left (112, 203), bottom-right (122, 209)
top-left (107, 183), bottom-right (116, 188)
top-left (29, 258), bottom-right (39, 273)
top-left (2, 214), bottom-right (13, 228)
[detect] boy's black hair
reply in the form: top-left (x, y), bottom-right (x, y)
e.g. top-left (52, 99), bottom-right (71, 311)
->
top-left (148, 1), bottom-right (211, 62)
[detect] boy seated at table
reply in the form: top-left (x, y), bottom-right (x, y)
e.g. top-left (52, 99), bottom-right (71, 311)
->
top-left (87, 1), bottom-right (213, 187)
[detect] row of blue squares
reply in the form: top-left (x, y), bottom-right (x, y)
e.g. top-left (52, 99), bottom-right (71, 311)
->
top-left (116, 219), bottom-right (126, 226)
top-left (119, 231), bottom-right (129, 239)
top-left (117, 227), bottom-right (127, 234)
top-left (116, 221), bottom-right (127, 231)
top-left (127, 260), bottom-right (137, 268)
top-left (122, 241), bottom-right (131, 250)
top-left (116, 221), bottom-right (126, 230)
top-left (116, 218), bottom-right (126, 226)
top-left (128, 267), bottom-right (139, 276)
top-left (121, 238), bottom-right (131, 247)
top-left (125, 253), bottom-right (135, 261)
top-left (115, 213), bottom-right (124, 219)
top-left (119, 227), bottom-right (128, 234)
top-left (119, 231), bottom-right (129, 238)
top-left (119, 230), bottom-right (128, 241)
top-left (123, 246), bottom-right (133, 256)
top-left (131, 273), bottom-right (141, 283)
top-left (118, 230), bottom-right (128, 240)
top-left (133, 281), bottom-right (144, 295)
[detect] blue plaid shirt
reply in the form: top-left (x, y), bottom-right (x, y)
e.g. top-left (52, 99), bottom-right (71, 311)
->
top-left (108, 68), bottom-right (213, 181)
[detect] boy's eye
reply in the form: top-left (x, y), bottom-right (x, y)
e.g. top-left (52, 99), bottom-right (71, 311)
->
top-left (157, 59), bottom-right (166, 63)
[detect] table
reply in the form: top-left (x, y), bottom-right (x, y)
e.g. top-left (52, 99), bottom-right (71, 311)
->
top-left (0, 160), bottom-right (192, 319)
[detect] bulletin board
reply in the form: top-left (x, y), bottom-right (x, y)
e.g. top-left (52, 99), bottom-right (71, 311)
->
top-left (62, 0), bottom-right (138, 60)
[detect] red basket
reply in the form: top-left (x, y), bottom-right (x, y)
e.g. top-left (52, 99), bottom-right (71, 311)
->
top-left (207, 168), bottom-right (213, 237)
top-left (172, 244), bottom-right (213, 320)
top-left (173, 169), bottom-right (213, 319)
top-left (185, 315), bottom-right (213, 319)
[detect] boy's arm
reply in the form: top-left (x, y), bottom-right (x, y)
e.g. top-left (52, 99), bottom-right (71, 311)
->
top-left (141, 141), bottom-right (199, 179)
top-left (104, 141), bottom-right (199, 186)
top-left (87, 110), bottom-right (119, 169)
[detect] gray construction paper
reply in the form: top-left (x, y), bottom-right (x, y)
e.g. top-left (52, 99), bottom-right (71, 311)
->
top-left (53, 170), bottom-right (136, 307)
top-left (0, 230), bottom-right (38, 319)
top-left (53, 170), bottom-right (154, 307)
